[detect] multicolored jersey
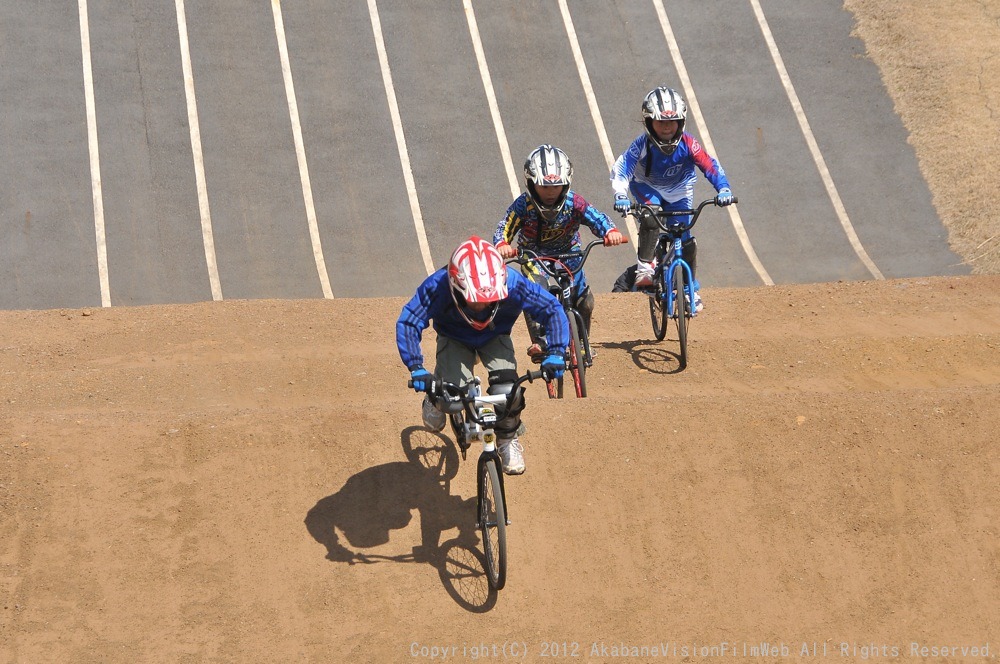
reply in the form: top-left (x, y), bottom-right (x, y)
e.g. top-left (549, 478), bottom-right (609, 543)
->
top-left (493, 191), bottom-right (616, 291)
top-left (611, 133), bottom-right (730, 207)
top-left (396, 267), bottom-right (569, 371)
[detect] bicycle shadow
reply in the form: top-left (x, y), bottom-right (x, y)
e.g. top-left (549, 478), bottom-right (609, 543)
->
top-left (304, 426), bottom-right (499, 612)
top-left (595, 339), bottom-right (685, 375)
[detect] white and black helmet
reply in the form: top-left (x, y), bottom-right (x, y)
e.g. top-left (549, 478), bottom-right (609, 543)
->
top-left (642, 87), bottom-right (687, 155)
top-left (524, 144), bottom-right (573, 220)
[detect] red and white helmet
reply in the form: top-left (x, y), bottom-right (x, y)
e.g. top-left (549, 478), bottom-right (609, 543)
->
top-left (448, 236), bottom-right (508, 330)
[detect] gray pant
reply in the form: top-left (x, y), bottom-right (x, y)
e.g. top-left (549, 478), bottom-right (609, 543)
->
top-left (433, 335), bottom-right (524, 438)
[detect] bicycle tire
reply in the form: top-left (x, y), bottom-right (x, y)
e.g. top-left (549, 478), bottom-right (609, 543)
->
top-left (672, 262), bottom-right (689, 369)
top-left (649, 264), bottom-right (668, 342)
top-left (567, 312), bottom-right (587, 398)
top-left (478, 457), bottom-right (507, 589)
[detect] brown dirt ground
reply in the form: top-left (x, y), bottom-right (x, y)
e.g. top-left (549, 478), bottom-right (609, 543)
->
top-left (2, 3), bottom-right (999, 663)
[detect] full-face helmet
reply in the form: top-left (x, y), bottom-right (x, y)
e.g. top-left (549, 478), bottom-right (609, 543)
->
top-left (448, 236), bottom-right (508, 331)
top-left (524, 144), bottom-right (573, 221)
top-left (642, 87), bottom-right (687, 155)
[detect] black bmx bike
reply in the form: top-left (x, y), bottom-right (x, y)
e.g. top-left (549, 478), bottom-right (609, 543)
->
top-left (510, 239), bottom-right (623, 398)
top-left (410, 369), bottom-right (550, 590)
top-left (623, 196), bottom-right (735, 369)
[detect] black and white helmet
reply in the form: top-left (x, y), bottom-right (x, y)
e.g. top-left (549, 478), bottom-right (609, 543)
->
top-left (524, 144), bottom-right (573, 221)
top-left (642, 87), bottom-right (687, 155)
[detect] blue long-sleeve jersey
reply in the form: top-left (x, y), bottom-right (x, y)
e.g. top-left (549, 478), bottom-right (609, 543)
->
top-left (611, 133), bottom-right (730, 206)
top-left (397, 267), bottom-right (569, 371)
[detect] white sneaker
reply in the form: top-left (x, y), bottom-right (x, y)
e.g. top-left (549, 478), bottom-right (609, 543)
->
top-left (422, 396), bottom-right (446, 432)
top-left (634, 260), bottom-right (655, 288)
top-left (497, 437), bottom-right (525, 475)
top-left (692, 291), bottom-right (703, 313)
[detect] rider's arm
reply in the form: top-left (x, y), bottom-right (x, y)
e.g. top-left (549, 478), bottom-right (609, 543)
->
top-left (610, 136), bottom-right (644, 198)
top-left (396, 271), bottom-right (448, 370)
top-left (511, 271), bottom-right (570, 356)
top-left (493, 195), bottom-right (528, 255)
top-left (684, 134), bottom-right (731, 193)
top-left (573, 192), bottom-right (618, 238)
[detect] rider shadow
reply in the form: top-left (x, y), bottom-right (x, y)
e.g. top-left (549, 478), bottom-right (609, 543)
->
top-left (595, 339), bottom-right (685, 375)
top-left (304, 426), bottom-right (499, 612)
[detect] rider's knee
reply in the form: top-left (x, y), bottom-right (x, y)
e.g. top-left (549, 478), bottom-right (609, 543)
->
top-left (487, 369), bottom-right (518, 396)
top-left (488, 369), bottom-right (525, 419)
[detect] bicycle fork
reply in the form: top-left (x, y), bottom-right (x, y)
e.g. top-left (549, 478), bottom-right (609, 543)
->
top-left (477, 438), bottom-right (510, 527)
top-left (664, 239), bottom-right (697, 318)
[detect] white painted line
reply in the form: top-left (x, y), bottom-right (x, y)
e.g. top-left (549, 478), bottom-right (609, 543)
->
top-left (367, 0), bottom-right (435, 276)
top-left (271, 0), bottom-right (334, 298)
top-left (652, 0), bottom-right (774, 286)
top-left (175, 0), bottom-right (223, 300)
top-left (557, 0), bottom-right (639, 244)
top-left (463, 0), bottom-right (519, 200)
top-left (750, 0), bottom-right (884, 280)
top-left (77, 0), bottom-right (111, 307)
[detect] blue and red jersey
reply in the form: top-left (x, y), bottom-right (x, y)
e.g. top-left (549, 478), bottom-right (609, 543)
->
top-left (611, 133), bottom-right (730, 207)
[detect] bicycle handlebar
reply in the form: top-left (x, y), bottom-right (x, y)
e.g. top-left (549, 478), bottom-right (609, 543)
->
top-left (508, 237), bottom-right (627, 279)
top-left (407, 369), bottom-right (551, 425)
top-left (409, 370), bottom-right (547, 425)
top-left (623, 196), bottom-right (737, 233)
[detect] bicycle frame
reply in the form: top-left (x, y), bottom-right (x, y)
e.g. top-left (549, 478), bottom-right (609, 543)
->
top-left (623, 196), bottom-right (736, 366)
top-left (512, 239), bottom-right (607, 366)
top-left (657, 235), bottom-right (697, 319)
top-left (630, 197), bottom-right (731, 316)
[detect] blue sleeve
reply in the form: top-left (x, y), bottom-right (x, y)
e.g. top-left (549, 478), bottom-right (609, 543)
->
top-left (509, 271), bottom-right (570, 355)
top-left (396, 271), bottom-right (448, 370)
top-left (611, 135), bottom-right (644, 197)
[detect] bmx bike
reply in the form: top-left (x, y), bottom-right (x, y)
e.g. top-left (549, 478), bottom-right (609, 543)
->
top-left (410, 368), bottom-right (551, 590)
top-left (623, 196), bottom-right (735, 369)
top-left (509, 238), bottom-right (625, 398)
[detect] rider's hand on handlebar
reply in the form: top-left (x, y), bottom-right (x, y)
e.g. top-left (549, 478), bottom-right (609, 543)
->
top-left (495, 241), bottom-right (517, 260)
top-left (715, 188), bottom-right (734, 206)
top-left (409, 367), bottom-right (434, 392)
top-left (613, 194), bottom-right (631, 216)
top-left (540, 354), bottom-right (565, 380)
top-left (603, 229), bottom-right (625, 247)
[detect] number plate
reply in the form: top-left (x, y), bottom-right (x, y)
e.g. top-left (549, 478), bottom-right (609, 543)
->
top-left (479, 405), bottom-right (497, 424)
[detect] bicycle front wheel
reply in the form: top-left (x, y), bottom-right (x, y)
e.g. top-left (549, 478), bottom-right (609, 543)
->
top-left (478, 457), bottom-right (507, 589)
top-left (672, 262), bottom-right (689, 369)
top-left (567, 312), bottom-right (587, 398)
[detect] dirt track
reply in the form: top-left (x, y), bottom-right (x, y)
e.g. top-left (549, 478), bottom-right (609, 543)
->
top-left (2, 276), bottom-right (998, 661)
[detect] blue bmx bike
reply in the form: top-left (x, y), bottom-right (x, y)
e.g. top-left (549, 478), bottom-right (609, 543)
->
top-left (624, 196), bottom-right (735, 369)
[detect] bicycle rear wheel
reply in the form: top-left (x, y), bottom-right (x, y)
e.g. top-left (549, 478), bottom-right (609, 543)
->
top-left (649, 266), bottom-right (668, 341)
top-left (567, 312), bottom-right (587, 398)
top-left (672, 262), bottom-right (689, 369)
top-left (478, 457), bottom-right (507, 589)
